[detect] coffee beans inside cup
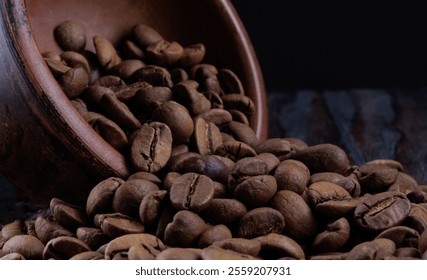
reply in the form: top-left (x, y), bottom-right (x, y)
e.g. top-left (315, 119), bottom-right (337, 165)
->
top-left (1, 20), bottom-right (427, 260)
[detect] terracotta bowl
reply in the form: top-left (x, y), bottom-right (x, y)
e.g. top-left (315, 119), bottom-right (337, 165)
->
top-left (0, 0), bottom-right (267, 206)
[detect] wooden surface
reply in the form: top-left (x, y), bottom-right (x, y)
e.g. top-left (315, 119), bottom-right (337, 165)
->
top-left (2, 88), bottom-right (427, 225)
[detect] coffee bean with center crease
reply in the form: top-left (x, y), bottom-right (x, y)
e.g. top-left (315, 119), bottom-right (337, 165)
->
top-left (169, 173), bottom-right (215, 212)
top-left (236, 207), bottom-right (285, 239)
top-left (354, 191), bottom-right (411, 232)
top-left (104, 233), bottom-right (164, 260)
top-left (234, 175), bottom-right (277, 208)
top-left (215, 140), bottom-right (257, 161)
top-left (193, 117), bottom-right (223, 156)
top-left (130, 122), bottom-right (173, 173)
top-left (228, 157), bottom-right (269, 192)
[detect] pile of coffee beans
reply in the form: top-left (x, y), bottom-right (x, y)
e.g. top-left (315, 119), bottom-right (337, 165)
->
top-left (1, 21), bottom-right (427, 260)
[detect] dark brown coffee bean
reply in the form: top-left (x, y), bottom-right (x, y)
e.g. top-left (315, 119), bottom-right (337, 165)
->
top-left (120, 39), bottom-right (145, 60)
top-left (100, 93), bottom-right (141, 132)
top-left (170, 68), bottom-right (189, 84)
top-left (190, 64), bottom-right (218, 81)
top-left (364, 159), bottom-right (404, 171)
top-left (172, 82), bottom-right (211, 116)
top-left (310, 172), bottom-right (361, 198)
top-left (212, 238), bottom-right (261, 256)
top-left (162, 172), bottom-right (181, 192)
top-left (256, 153), bottom-right (280, 173)
top-left (354, 191), bottom-right (411, 232)
top-left (255, 138), bottom-right (292, 158)
top-left (359, 165), bottom-right (399, 193)
top-left (345, 241), bottom-right (378, 260)
top-left (376, 226), bottom-right (420, 248)
top-left (76, 227), bottom-right (110, 251)
top-left (314, 198), bottom-right (360, 220)
top-left (193, 117), bottom-right (223, 156)
top-left (201, 76), bottom-right (222, 94)
top-left (70, 98), bottom-right (88, 116)
top-left (130, 122), bottom-right (173, 173)
top-left (371, 238), bottom-right (396, 259)
top-left (395, 247), bottom-right (420, 258)
top-left (2, 235), bottom-right (44, 260)
top-left (237, 207), bottom-right (285, 239)
top-left (0, 253), bottom-right (26, 260)
top-left (419, 229), bottom-right (427, 254)
top-left (155, 205), bottom-right (176, 241)
top-left (270, 190), bottom-right (318, 242)
top-left (306, 181), bottom-right (352, 209)
top-left (406, 190), bottom-right (427, 203)
top-left (84, 112), bottom-right (128, 151)
top-left (54, 20), bottom-right (86, 51)
top-left (44, 56), bottom-right (71, 77)
top-left (234, 175), bottom-right (277, 208)
top-left (59, 67), bottom-right (89, 99)
top-left (171, 144), bottom-right (190, 157)
top-left (127, 171), bottom-right (162, 185)
top-left (215, 140), bottom-right (257, 161)
top-left (388, 172), bottom-right (419, 193)
top-left (156, 248), bottom-right (202, 260)
top-left (167, 152), bottom-right (202, 174)
top-left (50, 198), bottom-right (88, 230)
top-left (60, 51), bottom-right (90, 74)
top-left (405, 203), bottom-right (427, 234)
top-left (213, 181), bottom-right (228, 198)
top-left (81, 85), bottom-right (115, 109)
top-left (229, 109), bottom-right (250, 125)
top-left (176, 43), bottom-right (206, 67)
top-left (43, 236), bottom-right (90, 260)
top-left (152, 101), bottom-right (194, 144)
top-left (146, 40), bottom-right (184, 66)
top-left (218, 68), bottom-right (245, 95)
top-left (255, 233), bottom-right (305, 260)
top-left (110, 59), bottom-right (145, 81)
top-left (197, 109), bottom-right (232, 128)
top-left (130, 65), bottom-right (173, 87)
top-left (34, 216), bottom-right (74, 245)
top-left (274, 159), bottom-right (310, 195)
top-left (104, 233), bottom-right (164, 260)
top-left (94, 75), bottom-right (126, 89)
top-left (221, 94), bottom-right (255, 116)
top-left (226, 121), bottom-right (259, 147)
top-left (203, 90), bottom-right (224, 109)
top-left (312, 218), bottom-right (350, 252)
top-left (86, 177), bottom-right (124, 218)
top-left (112, 179), bottom-right (159, 217)
top-left (128, 242), bottom-right (161, 260)
top-left (197, 155), bottom-right (232, 184)
top-left (164, 210), bottom-right (207, 247)
top-left (201, 198), bottom-right (247, 225)
top-left (70, 251), bottom-right (104, 260)
top-left (228, 157), bottom-right (269, 192)
top-left (93, 35), bottom-right (121, 70)
top-left (169, 173), bottom-right (215, 212)
top-left (139, 190), bottom-right (168, 229)
top-left (198, 225), bottom-right (233, 248)
top-left (201, 246), bottom-right (258, 260)
top-left (94, 213), bottom-right (145, 238)
top-left (0, 220), bottom-right (25, 241)
top-left (132, 85), bottom-right (173, 114)
top-left (132, 24), bottom-right (163, 47)
top-left (309, 252), bottom-right (348, 260)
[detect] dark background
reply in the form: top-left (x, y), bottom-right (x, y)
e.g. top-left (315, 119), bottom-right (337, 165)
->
top-left (231, 0), bottom-right (427, 89)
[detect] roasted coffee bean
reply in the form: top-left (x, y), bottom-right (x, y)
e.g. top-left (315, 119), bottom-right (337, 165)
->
top-left (291, 143), bottom-right (350, 175)
top-left (104, 233), bottom-right (164, 260)
top-left (354, 191), bottom-right (411, 232)
top-left (50, 198), bottom-right (87, 230)
top-left (132, 85), bottom-right (173, 114)
top-left (2, 235), bottom-right (44, 260)
top-left (93, 35), bottom-right (121, 70)
top-left (59, 66), bottom-right (89, 99)
top-left (127, 171), bottom-right (162, 185)
top-left (255, 233), bottom-right (305, 260)
top-left (34, 216), bottom-right (74, 245)
top-left (164, 210), bottom-right (207, 247)
top-left (404, 203), bottom-right (427, 233)
top-left (254, 138), bottom-right (292, 158)
top-left (132, 24), bottom-right (163, 47)
top-left (0, 220), bottom-right (25, 241)
top-left (202, 91), bottom-right (224, 109)
top-left (100, 93), bottom-right (141, 132)
top-left (375, 226), bottom-right (420, 248)
top-left (130, 65), bottom-right (173, 87)
top-left (228, 157), bottom-right (269, 192)
top-left (139, 190), bottom-right (168, 229)
top-left (388, 172), bottom-right (419, 193)
top-left (146, 39), bottom-right (184, 66)
top-left (236, 207), bottom-right (285, 239)
top-left (229, 109), bottom-right (250, 125)
top-left (196, 155), bottom-right (232, 184)
top-left (167, 152), bottom-right (202, 174)
top-left (162, 172), bottom-right (181, 192)
top-left (344, 241), bottom-right (378, 260)
top-left (395, 247), bottom-right (420, 258)
top-left (197, 225), bottom-right (233, 248)
top-left (120, 39), bottom-right (145, 60)
top-left (152, 101), bottom-right (194, 144)
top-left (169, 173), bottom-right (215, 212)
top-left (310, 172), bottom-right (361, 198)
top-left (156, 247), bottom-right (202, 260)
top-left (234, 175), bottom-right (277, 208)
top-left (110, 59), bottom-right (145, 81)
top-left (127, 242), bottom-right (161, 260)
top-left (86, 177), bottom-right (124, 218)
top-left (371, 238), bottom-right (396, 259)
top-left (359, 166), bottom-right (399, 193)
top-left (270, 190), bottom-right (318, 242)
top-left (312, 218), bottom-right (350, 253)
top-left (69, 251), bottom-right (104, 260)
top-left (44, 56), bottom-right (71, 77)
top-left (54, 20), bottom-right (86, 51)
top-left (94, 213), bottom-right (145, 238)
top-left (193, 118), bottom-right (223, 156)
top-left (256, 153), bottom-right (280, 174)
top-left (215, 141), bottom-right (257, 161)
top-left (225, 121), bottom-right (259, 148)
top-left (274, 159), bottom-right (310, 195)
top-left (306, 181), bottom-right (352, 209)
top-left (419, 229), bottom-right (427, 254)
top-left (170, 68), bottom-right (189, 84)
top-left (212, 238), bottom-right (261, 257)
top-left (76, 227), bottom-right (110, 251)
top-left (43, 236), bottom-right (90, 260)
top-left (154, 205), bottom-right (176, 241)
top-left (201, 246), bottom-right (258, 260)
top-left (70, 98), bottom-right (88, 116)
top-left (201, 198), bottom-right (247, 225)
top-left (112, 178), bottom-right (159, 217)
top-left (84, 112), bottom-right (128, 151)
top-left (177, 43), bottom-right (206, 68)
top-left (0, 252), bottom-right (26, 260)
top-left (130, 122), bottom-right (173, 173)
top-left (197, 109), bottom-right (232, 128)
top-left (218, 68), bottom-right (244, 95)
top-left (60, 51), bottom-right (90, 74)
top-left (190, 64), bottom-right (218, 81)
top-left (313, 199), bottom-right (360, 220)
top-left (221, 94), bottom-right (255, 116)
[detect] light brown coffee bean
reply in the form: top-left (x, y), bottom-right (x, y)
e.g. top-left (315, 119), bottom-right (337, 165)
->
top-left (312, 218), bottom-right (350, 253)
top-left (274, 159), bottom-right (310, 195)
top-left (228, 157), bottom-right (269, 192)
top-left (234, 175), bottom-right (277, 208)
top-left (156, 248), bottom-right (202, 260)
top-left (177, 43), bottom-right (206, 68)
top-left (201, 198), bottom-right (247, 225)
top-left (146, 40), bottom-right (184, 66)
top-left (198, 224), bottom-right (233, 248)
top-left (254, 138), bottom-right (292, 158)
top-left (255, 233), bottom-right (305, 260)
top-left (226, 121), bottom-right (259, 147)
top-left (132, 24), bottom-right (163, 47)
top-left (93, 35), bottom-right (121, 70)
top-left (2, 235), bottom-right (44, 260)
top-left (69, 251), bottom-right (104, 260)
top-left (59, 66), bottom-right (89, 99)
top-left (193, 117), bottom-right (223, 156)
top-left (164, 210), bottom-right (207, 247)
top-left (139, 190), bottom-right (168, 229)
top-left (104, 233), bottom-right (164, 260)
top-left (76, 227), bottom-right (110, 251)
top-left (215, 141), bottom-right (257, 161)
top-left (212, 238), bottom-right (261, 257)
top-left (110, 59), bottom-right (145, 80)
top-left (375, 226), bottom-right (420, 248)
top-left (54, 20), bottom-right (86, 51)
top-left (86, 177), bottom-right (125, 218)
top-left (130, 65), bottom-right (173, 87)
top-left (201, 246), bottom-right (258, 260)
top-left (42, 236), bottom-right (91, 260)
top-left (50, 198), bottom-right (87, 230)
top-left (34, 216), bottom-right (74, 245)
top-left (94, 213), bottom-right (145, 238)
